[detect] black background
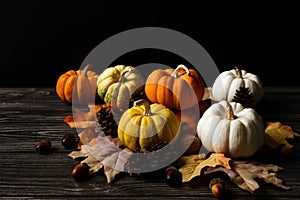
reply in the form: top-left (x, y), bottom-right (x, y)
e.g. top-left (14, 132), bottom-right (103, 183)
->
top-left (0, 0), bottom-right (298, 87)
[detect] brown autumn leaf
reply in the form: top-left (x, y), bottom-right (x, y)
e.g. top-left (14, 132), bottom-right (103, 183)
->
top-left (264, 122), bottom-right (300, 151)
top-left (205, 160), bottom-right (290, 193)
top-left (69, 136), bottom-right (132, 183)
top-left (78, 128), bottom-right (98, 147)
top-left (178, 153), bottom-right (231, 182)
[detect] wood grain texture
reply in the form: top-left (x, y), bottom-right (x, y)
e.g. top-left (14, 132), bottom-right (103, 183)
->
top-left (0, 87), bottom-right (300, 199)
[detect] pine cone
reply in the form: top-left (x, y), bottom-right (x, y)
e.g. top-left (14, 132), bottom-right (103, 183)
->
top-left (126, 142), bottom-right (179, 173)
top-left (96, 105), bottom-right (123, 138)
top-left (129, 85), bottom-right (150, 108)
top-left (232, 86), bottom-right (254, 108)
top-left (138, 141), bottom-right (168, 153)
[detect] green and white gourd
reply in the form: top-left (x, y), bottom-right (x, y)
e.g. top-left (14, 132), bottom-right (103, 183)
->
top-left (97, 65), bottom-right (144, 110)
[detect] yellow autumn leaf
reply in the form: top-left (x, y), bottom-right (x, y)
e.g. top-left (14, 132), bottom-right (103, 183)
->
top-left (265, 122), bottom-right (300, 150)
top-left (178, 153), bottom-right (231, 182)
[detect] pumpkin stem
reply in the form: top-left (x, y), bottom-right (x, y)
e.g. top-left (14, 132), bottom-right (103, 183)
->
top-left (134, 99), bottom-right (151, 116)
top-left (82, 64), bottom-right (90, 77)
top-left (235, 67), bottom-right (243, 78)
top-left (119, 68), bottom-right (132, 82)
top-left (171, 64), bottom-right (190, 78)
top-left (227, 102), bottom-right (236, 120)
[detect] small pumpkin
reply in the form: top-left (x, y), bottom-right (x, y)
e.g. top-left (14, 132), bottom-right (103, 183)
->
top-left (197, 100), bottom-right (264, 158)
top-left (118, 99), bottom-right (180, 152)
top-left (175, 99), bottom-right (212, 134)
top-left (97, 65), bottom-right (144, 110)
top-left (56, 64), bottom-right (99, 104)
top-left (212, 67), bottom-right (264, 104)
top-left (177, 123), bottom-right (202, 155)
top-left (145, 64), bottom-right (205, 111)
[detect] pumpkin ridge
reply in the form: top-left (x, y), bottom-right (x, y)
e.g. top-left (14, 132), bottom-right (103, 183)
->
top-left (98, 77), bottom-right (116, 99)
top-left (237, 116), bottom-right (257, 156)
top-left (229, 119), bottom-right (248, 158)
top-left (216, 73), bottom-right (233, 101)
top-left (140, 116), bottom-right (158, 149)
top-left (187, 71), bottom-right (205, 100)
top-left (64, 76), bottom-right (76, 102)
top-left (166, 110), bottom-right (180, 138)
top-left (76, 75), bottom-right (91, 104)
top-left (162, 120), bottom-right (174, 143)
top-left (152, 114), bottom-right (167, 141)
top-left (104, 84), bottom-right (116, 105)
top-left (56, 74), bottom-right (70, 101)
top-left (239, 111), bottom-right (264, 151)
top-left (124, 114), bottom-right (142, 151)
top-left (116, 84), bottom-right (130, 110)
top-left (157, 76), bottom-right (173, 108)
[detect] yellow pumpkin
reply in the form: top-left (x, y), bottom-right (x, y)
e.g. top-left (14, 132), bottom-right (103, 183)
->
top-left (118, 99), bottom-right (180, 152)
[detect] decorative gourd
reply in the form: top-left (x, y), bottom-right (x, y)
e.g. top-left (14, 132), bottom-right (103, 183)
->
top-left (145, 64), bottom-right (205, 111)
top-left (212, 67), bottom-right (264, 104)
top-left (197, 100), bottom-right (264, 158)
top-left (56, 64), bottom-right (99, 104)
top-left (118, 99), bottom-right (180, 152)
top-left (97, 65), bottom-right (144, 110)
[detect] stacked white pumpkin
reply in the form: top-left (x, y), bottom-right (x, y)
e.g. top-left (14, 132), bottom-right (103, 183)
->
top-left (197, 67), bottom-right (265, 158)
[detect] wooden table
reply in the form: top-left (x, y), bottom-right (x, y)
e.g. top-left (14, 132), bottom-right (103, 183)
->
top-left (1, 87), bottom-right (300, 199)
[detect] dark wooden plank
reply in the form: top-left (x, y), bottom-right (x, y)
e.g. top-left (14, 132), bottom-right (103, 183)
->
top-left (0, 87), bottom-right (59, 103)
top-left (0, 102), bottom-right (72, 123)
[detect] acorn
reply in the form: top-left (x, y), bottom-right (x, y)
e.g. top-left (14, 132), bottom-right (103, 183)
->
top-left (61, 133), bottom-right (77, 149)
top-left (209, 178), bottom-right (225, 199)
top-left (165, 166), bottom-right (182, 187)
top-left (35, 140), bottom-right (52, 154)
top-left (71, 163), bottom-right (90, 182)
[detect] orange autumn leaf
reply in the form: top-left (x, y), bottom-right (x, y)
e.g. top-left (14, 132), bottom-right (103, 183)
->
top-left (265, 122), bottom-right (300, 150)
top-left (178, 153), bottom-right (231, 182)
top-left (64, 104), bottom-right (102, 128)
top-left (64, 115), bottom-right (75, 128)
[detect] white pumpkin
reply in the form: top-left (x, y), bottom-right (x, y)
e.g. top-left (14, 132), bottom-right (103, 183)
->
top-left (212, 67), bottom-right (264, 104)
top-left (197, 100), bottom-right (264, 158)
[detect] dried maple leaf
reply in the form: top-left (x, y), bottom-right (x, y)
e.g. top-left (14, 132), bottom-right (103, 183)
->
top-left (64, 104), bottom-right (102, 128)
top-left (78, 128), bottom-right (99, 147)
top-left (178, 153), bottom-right (231, 182)
top-left (205, 160), bottom-right (290, 193)
top-left (69, 136), bottom-right (132, 183)
top-left (264, 122), bottom-right (300, 151)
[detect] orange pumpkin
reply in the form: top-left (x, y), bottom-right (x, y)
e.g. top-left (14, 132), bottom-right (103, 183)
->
top-left (145, 64), bottom-right (205, 110)
top-left (56, 64), bottom-right (99, 105)
top-left (175, 99), bottom-right (211, 134)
